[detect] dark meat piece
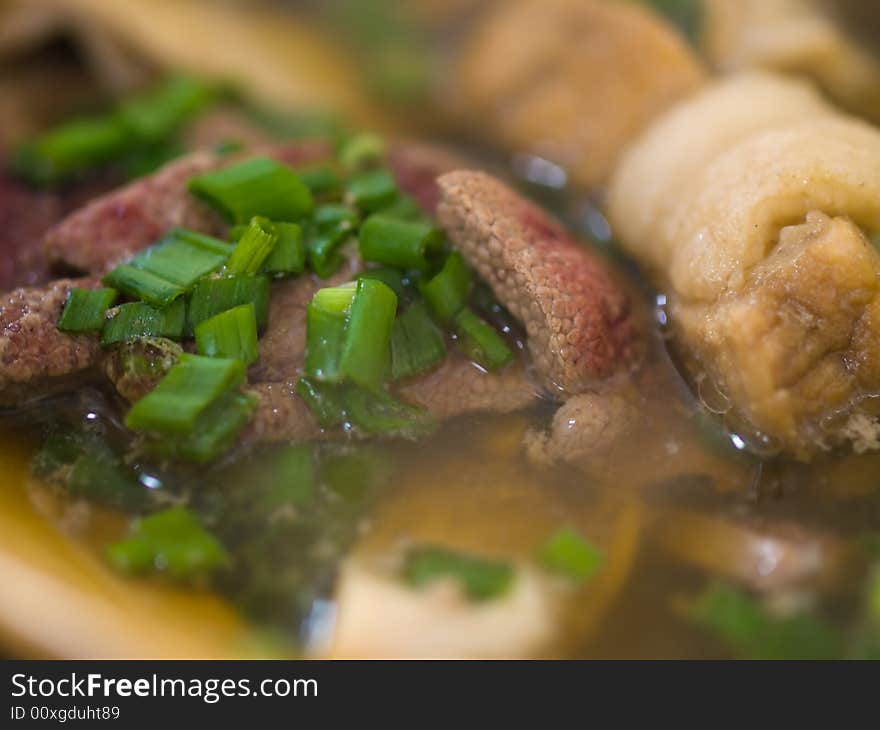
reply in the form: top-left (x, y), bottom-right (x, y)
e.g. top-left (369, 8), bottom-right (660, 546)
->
top-left (436, 170), bottom-right (641, 393)
top-left (398, 355), bottom-right (537, 419)
top-left (43, 140), bottom-right (333, 275)
top-left (0, 277), bottom-right (102, 406)
top-left (0, 172), bottom-right (118, 290)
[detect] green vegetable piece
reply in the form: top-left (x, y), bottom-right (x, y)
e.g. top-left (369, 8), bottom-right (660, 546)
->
top-left (402, 546), bottom-right (514, 602)
top-left (57, 288), bottom-right (118, 333)
top-left (188, 156), bottom-right (314, 224)
top-left (124, 353), bottom-right (245, 434)
top-left (195, 303), bottom-right (259, 364)
top-left (537, 527), bottom-right (603, 583)
top-left (106, 507), bottom-right (229, 580)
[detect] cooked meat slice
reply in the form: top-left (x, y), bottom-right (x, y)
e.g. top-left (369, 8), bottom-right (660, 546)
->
top-left (524, 391), bottom-right (635, 466)
top-left (436, 170), bottom-right (641, 393)
top-left (397, 355), bottom-right (538, 419)
top-left (0, 278), bottom-right (102, 406)
top-left (43, 140), bottom-right (332, 275)
top-left (449, 0), bottom-right (705, 188)
top-left (0, 172), bottom-right (120, 290)
top-left (386, 141), bottom-right (468, 214)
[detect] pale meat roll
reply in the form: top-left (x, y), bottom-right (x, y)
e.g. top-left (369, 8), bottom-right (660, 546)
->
top-left (608, 73), bottom-right (880, 456)
top-left (703, 0), bottom-right (880, 122)
top-left (608, 72), bottom-right (835, 274)
top-left (449, 0), bottom-right (705, 189)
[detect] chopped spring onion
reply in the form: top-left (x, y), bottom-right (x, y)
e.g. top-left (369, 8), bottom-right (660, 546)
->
top-left (101, 299), bottom-right (186, 347)
top-left (378, 194), bottom-right (426, 221)
top-left (305, 203), bottom-right (360, 278)
top-left (402, 546), bottom-right (514, 602)
top-left (297, 166), bottom-right (343, 197)
top-left (357, 267), bottom-right (410, 300)
top-left (57, 288), bottom-right (118, 334)
top-left (188, 156), bottom-right (313, 224)
top-left (295, 377), bottom-right (434, 436)
top-left (118, 75), bottom-right (217, 143)
top-left (359, 214), bottom-right (443, 271)
top-left (145, 390), bottom-right (257, 463)
top-left (338, 132), bottom-right (386, 172)
top-left (304, 283), bottom-right (357, 382)
top-left (103, 227), bottom-right (233, 306)
top-left (344, 385), bottom-right (435, 437)
top-left (346, 168), bottom-right (398, 212)
top-left (125, 353), bottom-right (245, 434)
top-left (338, 278), bottom-right (398, 390)
top-left (214, 139), bottom-right (244, 156)
top-left (262, 222), bottom-right (305, 276)
top-left (537, 528), bottom-right (603, 583)
top-left (225, 216), bottom-right (278, 275)
top-left (195, 303), bottom-right (259, 364)
top-left (257, 444), bottom-right (315, 508)
top-left (455, 307), bottom-right (514, 371)
top-left (314, 202), bottom-right (360, 231)
top-left (420, 251), bottom-right (472, 324)
top-left (320, 445), bottom-right (391, 503)
top-left (10, 116), bottom-right (131, 186)
top-left (186, 275), bottom-right (270, 335)
top-left (296, 377), bottom-right (347, 428)
top-left (390, 300), bottom-right (446, 381)
top-left (106, 507), bottom-right (229, 580)
top-left (690, 582), bottom-right (843, 660)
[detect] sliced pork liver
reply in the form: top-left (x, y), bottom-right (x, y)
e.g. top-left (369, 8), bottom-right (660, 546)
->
top-left (436, 170), bottom-right (641, 394)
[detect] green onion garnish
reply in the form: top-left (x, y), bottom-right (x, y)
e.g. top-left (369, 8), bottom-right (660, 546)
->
top-left (357, 267), bottom-right (410, 300)
top-left (338, 278), bottom-right (398, 390)
top-left (304, 283), bottom-right (357, 382)
top-left (188, 156), bottom-right (314, 224)
top-left (346, 168), bottom-right (398, 212)
top-left (186, 274), bottom-right (270, 335)
top-left (57, 288), bottom-right (118, 334)
top-left (359, 214), bottom-right (443, 272)
top-left (225, 216), bottom-right (278, 275)
top-left (117, 75), bottom-right (217, 144)
top-left (103, 227), bottom-right (233, 306)
top-left (195, 303), bottom-right (259, 364)
top-left (106, 507), bottom-right (229, 580)
top-left (257, 444), bottom-right (315, 508)
top-left (144, 390), bottom-right (257, 463)
top-left (338, 132), bottom-right (386, 172)
top-left (537, 528), bottom-right (603, 583)
top-left (262, 222), bottom-right (305, 276)
top-left (305, 227), bottom-right (348, 279)
top-left (124, 353), bottom-right (245, 434)
top-left (10, 117), bottom-right (131, 186)
top-left (689, 582), bottom-right (843, 660)
top-left (344, 385), bottom-right (435, 437)
top-left (420, 251), bottom-right (472, 324)
top-left (101, 299), bottom-right (186, 347)
top-left (295, 377), bottom-right (348, 428)
top-left (297, 166), bottom-right (343, 197)
top-left (402, 545), bottom-right (514, 602)
top-left (390, 300), bottom-right (446, 381)
top-left (455, 307), bottom-right (514, 371)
